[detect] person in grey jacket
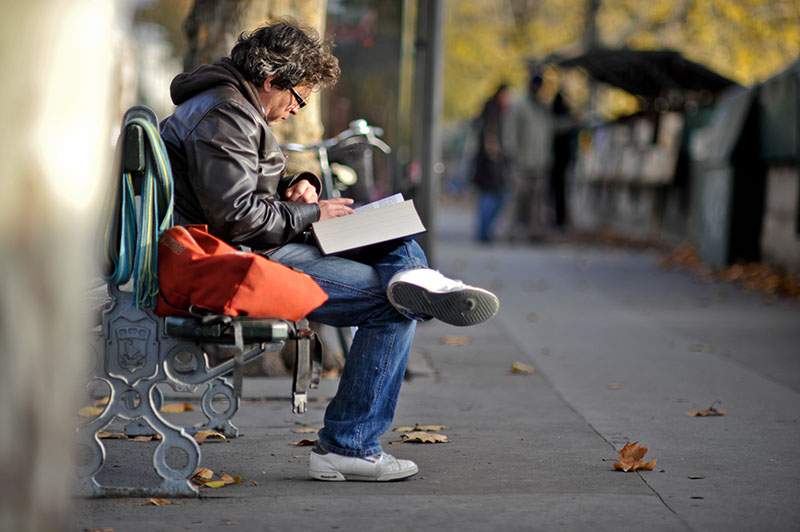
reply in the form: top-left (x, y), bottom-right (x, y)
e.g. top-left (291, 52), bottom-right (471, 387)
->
top-left (504, 73), bottom-right (553, 241)
top-left (160, 19), bottom-right (499, 482)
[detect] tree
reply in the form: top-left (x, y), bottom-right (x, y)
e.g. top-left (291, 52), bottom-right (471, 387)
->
top-left (443, 0), bottom-right (800, 123)
top-left (182, 0), bottom-right (329, 171)
top-left (1, 2), bottom-right (116, 530)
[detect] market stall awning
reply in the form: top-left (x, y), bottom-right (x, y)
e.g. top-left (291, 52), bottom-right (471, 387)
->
top-left (557, 49), bottom-right (738, 97)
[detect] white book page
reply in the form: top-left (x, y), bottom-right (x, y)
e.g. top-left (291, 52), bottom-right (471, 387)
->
top-left (354, 193), bottom-right (405, 212)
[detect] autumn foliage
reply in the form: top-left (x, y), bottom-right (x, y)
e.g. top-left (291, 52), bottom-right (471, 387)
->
top-left (613, 442), bottom-right (658, 472)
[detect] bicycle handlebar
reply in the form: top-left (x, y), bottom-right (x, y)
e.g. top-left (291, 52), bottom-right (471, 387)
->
top-left (281, 119), bottom-right (391, 154)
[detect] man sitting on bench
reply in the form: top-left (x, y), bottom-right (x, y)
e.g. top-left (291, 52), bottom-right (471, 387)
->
top-left (159, 19), bottom-right (499, 482)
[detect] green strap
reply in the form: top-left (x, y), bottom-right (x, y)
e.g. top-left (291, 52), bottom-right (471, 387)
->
top-left (99, 113), bottom-right (174, 309)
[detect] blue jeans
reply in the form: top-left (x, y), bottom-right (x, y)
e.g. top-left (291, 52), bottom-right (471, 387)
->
top-left (477, 190), bottom-right (506, 242)
top-left (269, 238), bottom-right (428, 457)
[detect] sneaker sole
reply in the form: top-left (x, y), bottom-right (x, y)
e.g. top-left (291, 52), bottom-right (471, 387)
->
top-left (308, 465), bottom-right (419, 482)
top-left (388, 282), bottom-right (499, 327)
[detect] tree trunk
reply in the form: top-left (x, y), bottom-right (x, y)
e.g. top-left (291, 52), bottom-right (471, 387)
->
top-left (583, 0), bottom-right (601, 50)
top-left (183, 0), bottom-right (328, 172)
top-left (0, 2), bottom-right (115, 530)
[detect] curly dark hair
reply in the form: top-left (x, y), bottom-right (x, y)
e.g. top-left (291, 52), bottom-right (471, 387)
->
top-left (230, 19), bottom-right (340, 91)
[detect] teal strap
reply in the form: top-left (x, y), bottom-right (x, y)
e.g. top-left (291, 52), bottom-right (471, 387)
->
top-left (99, 112), bottom-right (173, 309)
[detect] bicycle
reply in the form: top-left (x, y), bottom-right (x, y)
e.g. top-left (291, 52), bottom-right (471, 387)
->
top-left (281, 119), bottom-right (393, 357)
top-left (281, 119), bottom-right (391, 203)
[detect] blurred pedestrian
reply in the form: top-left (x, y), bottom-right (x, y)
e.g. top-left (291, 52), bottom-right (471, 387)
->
top-left (550, 90), bottom-right (576, 230)
top-left (505, 72), bottom-right (553, 241)
top-left (472, 83), bottom-right (511, 243)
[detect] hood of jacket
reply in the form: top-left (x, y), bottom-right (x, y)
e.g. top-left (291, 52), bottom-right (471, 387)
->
top-left (170, 57), bottom-right (264, 117)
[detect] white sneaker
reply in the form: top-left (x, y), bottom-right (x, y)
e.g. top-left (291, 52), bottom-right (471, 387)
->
top-left (387, 268), bottom-right (499, 326)
top-left (308, 444), bottom-right (419, 482)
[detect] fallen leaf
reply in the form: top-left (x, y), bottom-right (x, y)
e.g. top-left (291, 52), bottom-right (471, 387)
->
top-left (78, 405), bottom-right (105, 417)
top-left (160, 403), bottom-right (196, 413)
top-left (93, 396), bottom-right (110, 406)
top-left (196, 471), bottom-right (239, 489)
top-left (686, 400), bottom-right (726, 417)
top-left (193, 468), bottom-right (214, 481)
top-left (97, 431), bottom-right (126, 439)
top-left (510, 362), bottom-right (534, 374)
top-left (391, 431), bottom-right (449, 444)
top-left (440, 335), bottom-right (472, 346)
top-left (252, 481), bottom-right (259, 486)
top-left (194, 430), bottom-right (226, 444)
top-left (292, 428), bottom-right (319, 434)
top-left (608, 383), bottom-right (620, 390)
top-left (392, 425), bottom-right (447, 432)
top-left (142, 498), bottom-right (172, 506)
top-left (131, 436), bottom-right (153, 442)
top-left (293, 439), bottom-right (316, 446)
top-left (613, 442), bottom-right (657, 472)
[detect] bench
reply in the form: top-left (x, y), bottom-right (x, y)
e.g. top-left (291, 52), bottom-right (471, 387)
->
top-left (75, 106), bottom-right (321, 497)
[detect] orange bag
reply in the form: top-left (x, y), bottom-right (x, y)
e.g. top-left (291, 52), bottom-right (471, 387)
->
top-left (154, 225), bottom-right (328, 320)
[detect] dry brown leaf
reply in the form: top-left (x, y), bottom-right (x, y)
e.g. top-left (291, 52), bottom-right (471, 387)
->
top-left (686, 401), bottom-right (726, 417)
top-left (292, 439), bottom-right (316, 446)
top-left (613, 442), bottom-right (657, 472)
top-left (195, 471), bottom-right (239, 489)
top-left (392, 425), bottom-right (447, 432)
top-left (391, 431), bottom-right (449, 444)
top-left (97, 431), bottom-right (127, 439)
top-left (194, 430), bottom-right (226, 444)
top-left (93, 396), bottom-right (110, 406)
top-left (78, 405), bottom-right (105, 417)
top-left (160, 403), bottom-right (195, 413)
top-left (131, 436), bottom-right (154, 442)
top-left (510, 362), bottom-right (534, 374)
top-left (440, 335), bottom-right (472, 346)
top-left (193, 468), bottom-right (214, 481)
top-left (292, 428), bottom-right (319, 434)
top-left (141, 498), bottom-right (173, 506)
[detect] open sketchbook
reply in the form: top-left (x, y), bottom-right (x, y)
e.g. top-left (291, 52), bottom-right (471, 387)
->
top-left (311, 193), bottom-right (426, 255)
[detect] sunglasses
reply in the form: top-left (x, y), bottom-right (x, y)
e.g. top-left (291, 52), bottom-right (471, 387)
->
top-left (288, 86), bottom-right (307, 109)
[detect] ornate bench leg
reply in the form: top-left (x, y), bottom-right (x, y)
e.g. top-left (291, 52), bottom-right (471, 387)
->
top-left (124, 386), bottom-right (164, 437)
top-left (78, 288), bottom-right (202, 497)
top-left (76, 379), bottom-right (200, 497)
top-left (190, 377), bottom-right (240, 438)
top-left (292, 318), bottom-right (322, 414)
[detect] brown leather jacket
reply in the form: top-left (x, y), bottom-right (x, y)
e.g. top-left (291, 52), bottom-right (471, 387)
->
top-left (160, 59), bottom-right (321, 252)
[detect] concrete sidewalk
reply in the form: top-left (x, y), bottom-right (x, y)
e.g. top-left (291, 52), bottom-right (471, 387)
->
top-left (74, 203), bottom-right (800, 531)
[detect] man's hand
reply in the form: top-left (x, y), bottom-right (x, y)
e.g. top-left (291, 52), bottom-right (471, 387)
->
top-left (318, 198), bottom-right (355, 221)
top-left (285, 180), bottom-right (319, 204)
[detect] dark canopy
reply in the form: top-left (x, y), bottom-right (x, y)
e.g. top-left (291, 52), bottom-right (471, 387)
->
top-left (557, 49), bottom-right (738, 97)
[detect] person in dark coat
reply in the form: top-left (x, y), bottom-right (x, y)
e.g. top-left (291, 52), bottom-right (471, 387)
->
top-left (472, 83), bottom-right (511, 243)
